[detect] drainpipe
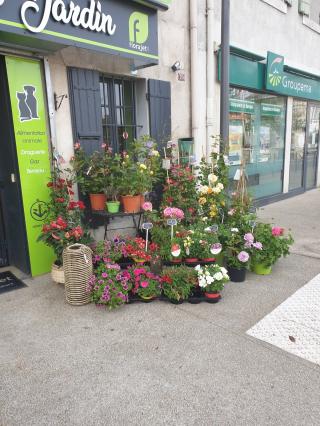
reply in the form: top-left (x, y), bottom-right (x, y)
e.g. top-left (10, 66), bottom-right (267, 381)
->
top-left (190, 0), bottom-right (199, 160)
top-left (220, 0), bottom-right (230, 147)
top-left (206, 0), bottom-right (214, 159)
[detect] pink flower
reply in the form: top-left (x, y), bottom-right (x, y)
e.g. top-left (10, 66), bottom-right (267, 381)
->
top-left (133, 268), bottom-right (146, 277)
top-left (140, 281), bottom-right (149, 288)
top-left (228, 208), bottom-right (236, 216)
top-left (163, 207), bottom-right (184, 220)
top-left (142, 202), bottom-right (153, 212)
top-left (272, 227), bottom-right (284, 237)
top-left (244, 233), bottom-right (254, 243)
top-left (237, 251), bottom-right (250, 263)
top-left (253, 242), bottom-right (263, 250)
top-left (74, 142), bottom-right (81, 150)
top-left (101, 143), bottom-right (107, 149)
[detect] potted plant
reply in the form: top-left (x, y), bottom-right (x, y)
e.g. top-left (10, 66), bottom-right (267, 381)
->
top-left (130, 266), bottom-right (162, 302)
top-left (250, 223), bottom-right (294, 275)
top-left (87, 263), bottom-right (132, 309)
top-left (124, 237), bottom-right (159, 264)
top-left (224, 227), bottom-right (251, 282)
top-left (71, 145), bottom-right (107, 211)
top-left (182, 231), bottom-right (203, 263)
top-left (105, 150), bottom-right (122, 213)
top-left (92, 236), bottom-right (127, 265)
top-left (162, 266), bottom-right (197, 304)
top-left (195, 263), bottom-right (229, 302)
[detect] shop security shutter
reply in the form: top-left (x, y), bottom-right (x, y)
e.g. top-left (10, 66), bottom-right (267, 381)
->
top-left (148, 79), bottom-right (171, 148)
top-left (68, 68), bottom-right (103, 154)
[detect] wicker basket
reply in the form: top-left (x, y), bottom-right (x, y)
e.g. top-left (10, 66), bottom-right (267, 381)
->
top-left (51, 263), bottom-right (65, 285)
top-left (63, 244), bottom-right (93, 306)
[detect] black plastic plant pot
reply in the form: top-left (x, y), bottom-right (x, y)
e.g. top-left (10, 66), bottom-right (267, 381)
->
top-left (169, 298), bottom-right (184, 305)
top-left (227, 266), bottom-right (246, 282)
top-left (188, 286), bottom-right (203, 304)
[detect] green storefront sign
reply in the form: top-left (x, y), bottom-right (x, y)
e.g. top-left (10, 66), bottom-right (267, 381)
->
top-left (229, 98), bottom-right (254, 114)
top-left (266, 51), bottom-right (320, 101)
top-left (261, 103), bottom-right (282, 116)
top-left (6, 56), bottom-right (55, 276)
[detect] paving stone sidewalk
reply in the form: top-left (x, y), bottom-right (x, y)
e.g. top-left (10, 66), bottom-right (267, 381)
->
top-left (1, 190), bottom-right (320, 426)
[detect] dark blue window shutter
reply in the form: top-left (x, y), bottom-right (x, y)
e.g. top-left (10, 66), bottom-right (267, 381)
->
top-left (68, 68), bottom-right (103, 154)
top-left (148, 79), bottom-right (171, 148)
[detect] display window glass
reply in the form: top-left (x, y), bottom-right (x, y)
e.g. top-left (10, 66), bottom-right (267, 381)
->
top-left (228, 88), bottom-right (286, 199)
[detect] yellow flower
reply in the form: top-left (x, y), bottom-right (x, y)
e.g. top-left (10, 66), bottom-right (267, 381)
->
top-left (221, 201), bottom-right (225, 207)
top-left (207, 187), bottom-right (213, 195)
top-left (209, 204), bottom-right (218, 218)
top-left (199, 197), bottom-right (207, 205)
top-left (140, 164), bottom-right (147, 170)
top-left (150, 171), bottom-right (154, 175)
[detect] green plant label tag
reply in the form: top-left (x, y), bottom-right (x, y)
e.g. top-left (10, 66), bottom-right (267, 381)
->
top-left (5, 56), bottom-right (55, 276)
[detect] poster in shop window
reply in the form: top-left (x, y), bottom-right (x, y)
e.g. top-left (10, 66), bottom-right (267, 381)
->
top-left (5, 56), bottom-right (55, 276)
top-left (229, 122), bottom-right (243, 166)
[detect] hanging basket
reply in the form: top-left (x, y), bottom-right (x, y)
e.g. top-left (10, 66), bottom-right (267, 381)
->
top-left (63, 244), bottom-right (93, 306)
top-left (51, 263), bottom-right (65, 285)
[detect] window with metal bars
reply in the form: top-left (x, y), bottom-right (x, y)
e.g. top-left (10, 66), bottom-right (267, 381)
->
top-left (99, 75), bottom-right (140, 152)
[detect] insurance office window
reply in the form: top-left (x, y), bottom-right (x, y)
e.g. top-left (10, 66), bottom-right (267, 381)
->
top-left (100, 76), bottom-right (138, 152)
top-left (228, 88), bottom-right (286, 199)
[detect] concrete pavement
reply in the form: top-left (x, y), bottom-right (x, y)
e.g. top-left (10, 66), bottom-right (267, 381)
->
top-left (1, 190), bottom-right (320, 425)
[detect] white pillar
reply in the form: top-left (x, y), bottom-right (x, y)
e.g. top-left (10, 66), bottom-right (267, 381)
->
top-left (206, 0), bottom-right (215, 159)
top-left (283, 97), bottom-right (293, 193)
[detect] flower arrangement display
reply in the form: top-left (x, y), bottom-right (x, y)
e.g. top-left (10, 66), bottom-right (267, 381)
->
top-left (92, 237), bottom-right (128, 264)
top-left (87, 263), bottom-right (132, 309)
top-left (125, 237), bottom-right (159, 263)
top-left (38, 166), bottom-right (92, 266)
top-left (130, 266), bottom-right (162, 300)
top-left (250, 223), bottom-right (294, 272)
top-left (162, 266), bottom-right (197, 303)
top-left (195, 264), bottom-right (229, 295)
top-left (161, 165), bottom-right (198, 224)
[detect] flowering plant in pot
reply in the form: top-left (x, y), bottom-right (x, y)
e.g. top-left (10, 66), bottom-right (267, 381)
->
top-left (162, 266), bottom-right (197, 304)
top-left (104, 149), bottom-right (122, 213)
top-left (130, 266), bottom-right (162, 301)
top-left (86, 263), bottom-right (132, 309)
top-left (250, 223), bottom-right (294, 274)
top-left (92, 236), bottom-right (128, 265)
top-left (124, 237), bottom-right (159, 264)
top-left (195, 263), bottom-right (229, 302)
top-left (71, 144), bottom-right (107, 210)
top-left (182, 230), bottom-right (204, 263)
top-left (224, 227), bottom-right (251, 282)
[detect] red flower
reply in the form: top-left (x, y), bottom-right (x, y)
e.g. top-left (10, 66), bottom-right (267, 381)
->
top-left (42, 224), bottom-right (51, 233)
top-left (47, 182), bottom-right (53, 187)
top-left (58, 178), bottom-right (66, 184)
top-left (162, 275), bottom-right (173, 284)
top-left (56, 217), bottom-right (68, 230)
top-left (56, 198), bottom-right (65, 203)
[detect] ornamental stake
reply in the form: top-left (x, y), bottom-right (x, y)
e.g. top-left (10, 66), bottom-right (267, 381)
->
top-left (142, 223), bottom-right (153, 252)
top-left (167, 218), bottom-right (177, 240)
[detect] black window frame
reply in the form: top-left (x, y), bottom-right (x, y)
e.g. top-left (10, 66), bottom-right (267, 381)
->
top-left (99, 75), bottom-right (140, 153)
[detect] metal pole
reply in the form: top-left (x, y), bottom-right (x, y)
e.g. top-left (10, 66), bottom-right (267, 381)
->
top-left (220, 0), bottom-right (230, 147)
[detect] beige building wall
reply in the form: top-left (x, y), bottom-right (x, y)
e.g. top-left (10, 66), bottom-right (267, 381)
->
top-left (47, 0), bottom-right (191, 165)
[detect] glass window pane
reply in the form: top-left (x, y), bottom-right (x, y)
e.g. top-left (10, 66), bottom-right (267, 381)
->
top-left (228, 88), bottom-right (286, 199)
top-left (116, 108), bottom-right (124, 125)
top-left (124, 80), bottom-right (133, 107)
top-left (100, 81), bottom-right (105, 106)
top-left (305, 104), bottom-right (320, 189)
top-left (289, 100), bottom-right (307, 191)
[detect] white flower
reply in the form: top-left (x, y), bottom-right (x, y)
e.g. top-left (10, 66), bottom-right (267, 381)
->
top-left (194, 264), bottom-right (202, 272)
top-left (220, 267), bottom-right (228, 275)
top-left (214, 272), bottom-right (223, 281)
top-left (208, 173), bottom-right (218, 184)
top-left (216, 183), bottom-right (224, 190)
top-left (199, 277), bottom-right (207, 288)
top-left (212, 187), bottom-right (221, 194)
top-left (231, 228), bottom-right (239, 233)
top-left (200, 185), bottom-right (209, 194)
top-left (152, 150), bottom-right (160, 156)
top-left (206, 276), bottom-right (214, 284)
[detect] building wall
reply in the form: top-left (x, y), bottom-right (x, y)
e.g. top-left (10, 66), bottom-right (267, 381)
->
top-left (48, 0), bottom-right (191, 164)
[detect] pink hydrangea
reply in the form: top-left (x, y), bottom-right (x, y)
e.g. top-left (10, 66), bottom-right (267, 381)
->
top-left (142, 202), bottom-right (153, 212)
top-left (140, 281), bottom-right (149, 288)
top-left (163, 207), bottom-right (184, 220)
top-left (272, 227), bottom-right (284, 237)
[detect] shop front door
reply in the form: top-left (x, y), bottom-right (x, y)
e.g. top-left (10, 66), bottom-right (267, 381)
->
top-left (0, 56), bottom-right (30, 273)
top-left (305, 104), bottom-right (320, 189)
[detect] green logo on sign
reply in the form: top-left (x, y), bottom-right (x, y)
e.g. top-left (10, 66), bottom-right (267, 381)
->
top-left (129, 12), bottom-right (149, 44)
top-left (30, 200), bottom-right (49, 222)
top-left (268, 56), bottom-right (283, 87)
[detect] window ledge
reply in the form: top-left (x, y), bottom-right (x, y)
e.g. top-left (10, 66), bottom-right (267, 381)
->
top-left (260, 0), bottom-right (287, 13)
top-left (302, 16), bottom-right (320, 34)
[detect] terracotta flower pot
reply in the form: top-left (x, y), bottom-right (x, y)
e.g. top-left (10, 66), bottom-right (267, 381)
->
top-left (122, 195), bottom-right (141, 213)
top-left (140, 194), bottom-right (145, 208)
top-left (201, 258), bottom-right (216, 263)
top-left (204, 292), bottom-right (221, 303)
top-left (170, 258), bottom-right (182, 264)
top-left (185, 258), bottom-right (199, 264)
top-left (89, 193), bottom-right (106, 211)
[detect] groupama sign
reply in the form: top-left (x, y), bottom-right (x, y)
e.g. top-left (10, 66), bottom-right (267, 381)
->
top-left (0, 0), bottom-right (159, 63)
top-left (266, 51), bottom-right (320, 101)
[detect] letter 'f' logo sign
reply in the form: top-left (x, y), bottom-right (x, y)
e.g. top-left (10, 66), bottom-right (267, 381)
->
top-left (129, 12), bottom-right (149, 44)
